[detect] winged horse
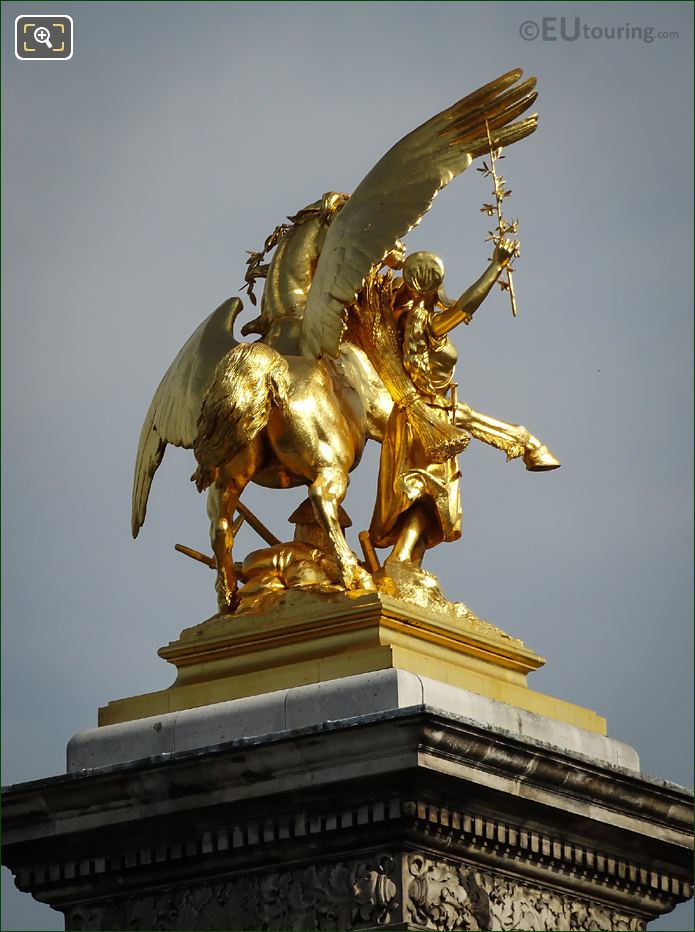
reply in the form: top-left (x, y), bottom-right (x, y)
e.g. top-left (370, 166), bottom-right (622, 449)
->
top-left (131, 70), bottom-right (539, 612)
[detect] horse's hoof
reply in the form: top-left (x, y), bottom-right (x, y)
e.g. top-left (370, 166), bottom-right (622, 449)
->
top-left (351, 565), bottom-right (377, 591)
top-left (216, 584), bottom-right (240, 615)
top-left (523, 443), bottom-right (561, 471)
top-left (337, 560), bottom-right (360, 590)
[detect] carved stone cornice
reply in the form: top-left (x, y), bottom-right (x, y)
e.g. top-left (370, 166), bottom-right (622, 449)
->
top-left (3, 708), bottom-right (692, 927)
top-left (6, 709), bottom-right (690, 850)
top-left (401, 799), bottom-right (689, 916)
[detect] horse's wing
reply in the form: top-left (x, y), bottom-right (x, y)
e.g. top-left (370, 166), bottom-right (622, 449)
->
top-left (300, 69), bottom-right (538, 359)
top-left (131, 297), bottom-right (242, 537)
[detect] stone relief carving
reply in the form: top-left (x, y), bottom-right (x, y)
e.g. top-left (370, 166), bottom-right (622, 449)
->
top-left (408, 854), bottom-right (475, 929)
top-left (66, 854), bottom-right (399, 931)
top-left (405, 854), bottom-right (646, 931)
top-left (65, 851), bottom-right (650, 931)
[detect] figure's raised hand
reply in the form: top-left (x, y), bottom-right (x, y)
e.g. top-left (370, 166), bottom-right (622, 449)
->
top-left (493, 238), bottom-right (519, 268)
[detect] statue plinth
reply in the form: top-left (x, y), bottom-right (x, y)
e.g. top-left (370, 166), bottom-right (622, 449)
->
top-left (98, 592), bottom-right (605, 735)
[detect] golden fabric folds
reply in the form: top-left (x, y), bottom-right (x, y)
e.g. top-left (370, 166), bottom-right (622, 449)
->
top-left (370, 406), bottom-right (462, 549)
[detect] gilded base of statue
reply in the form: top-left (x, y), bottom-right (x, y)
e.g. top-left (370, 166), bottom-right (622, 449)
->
top-left (98, 591), bottom-right (605, 734)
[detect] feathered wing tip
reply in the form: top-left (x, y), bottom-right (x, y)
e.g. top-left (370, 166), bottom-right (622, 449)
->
top-left (131, 297), bottom-right (244, 537)
top-left (300, 70), bottom-right (540, 362)
top-left (131, 418), bottom-right (166, 539)
top-left (468, 114), bottom-right (539, 159)
top-left (437, 75), bottom-right (537, 146)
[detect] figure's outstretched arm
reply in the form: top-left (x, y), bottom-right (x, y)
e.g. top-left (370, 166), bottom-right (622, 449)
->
top-left (429, 239), bottom-right (516, 339)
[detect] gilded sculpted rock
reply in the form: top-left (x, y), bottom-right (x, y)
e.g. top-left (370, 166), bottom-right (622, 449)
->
top-left (132, 69), bottom-right (559, 616)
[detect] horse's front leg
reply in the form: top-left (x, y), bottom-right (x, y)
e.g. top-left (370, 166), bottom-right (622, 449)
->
top-left (308, 466), bottom-right (363, 589)
top-left (455, 403), bottom-right (560, 471)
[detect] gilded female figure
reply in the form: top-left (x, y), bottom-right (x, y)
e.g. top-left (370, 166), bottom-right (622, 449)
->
top-left (371, 246), bottom-right (560, 568)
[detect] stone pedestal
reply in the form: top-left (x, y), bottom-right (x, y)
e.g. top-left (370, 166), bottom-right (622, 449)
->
top-left (2, 669), bottom-right (692, 930)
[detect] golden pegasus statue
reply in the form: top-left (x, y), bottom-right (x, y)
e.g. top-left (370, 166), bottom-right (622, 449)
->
top-left (131, 69), bottom-right (559, 615)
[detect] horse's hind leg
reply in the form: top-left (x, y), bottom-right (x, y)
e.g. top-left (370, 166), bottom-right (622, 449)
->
top-left (207, 444), bottom-right (261, 614)
top-left (207, 482), bottom-right (240, 614)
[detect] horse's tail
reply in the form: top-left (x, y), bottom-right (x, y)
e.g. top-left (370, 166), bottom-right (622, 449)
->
top-left (192, 343), bottom-right (290, 491)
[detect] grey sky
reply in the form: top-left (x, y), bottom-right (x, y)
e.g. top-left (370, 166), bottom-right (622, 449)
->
top-left (2, 2), bottom-right (692, 929)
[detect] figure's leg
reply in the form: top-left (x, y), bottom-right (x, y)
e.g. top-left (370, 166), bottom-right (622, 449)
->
top-left (410, 533), bottom-right (428, 567)
top-left (385, 504), bottom-right (430, 566)
top-left (455, 403), bottom-right (560, 471)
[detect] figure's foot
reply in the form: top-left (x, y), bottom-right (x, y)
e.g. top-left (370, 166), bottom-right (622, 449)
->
top-left (523, 442), bottom-right (561, 471)
top-left (376, 559), bottom-right (449, 610)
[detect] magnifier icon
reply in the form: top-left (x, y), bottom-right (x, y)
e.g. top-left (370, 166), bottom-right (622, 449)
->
top-left (33, 26), bottom-right (53, 49)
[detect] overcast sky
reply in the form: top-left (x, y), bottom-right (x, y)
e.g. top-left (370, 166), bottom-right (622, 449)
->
top-left (2, 2), bottom-right (692, 929)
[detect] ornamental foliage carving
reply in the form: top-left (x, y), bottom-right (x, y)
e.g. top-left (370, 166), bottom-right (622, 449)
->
top-left (67, 854), bottom-right (399, 931)
top-left (405, 854), bottom-right (645, 931)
